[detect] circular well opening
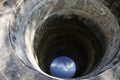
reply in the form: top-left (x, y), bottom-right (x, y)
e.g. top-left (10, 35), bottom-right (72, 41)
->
top-left (34, 14), bottom-right (105, 78)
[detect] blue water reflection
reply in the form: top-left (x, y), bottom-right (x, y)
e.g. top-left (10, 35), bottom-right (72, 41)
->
top-left (50, 56), bottom-right (76, 78)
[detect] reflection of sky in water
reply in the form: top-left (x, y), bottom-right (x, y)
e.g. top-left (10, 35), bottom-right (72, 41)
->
top-left (50, 56), bottom-right (76, 78)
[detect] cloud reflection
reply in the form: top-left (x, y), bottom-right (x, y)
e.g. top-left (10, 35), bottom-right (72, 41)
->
top-left (51, 61), bottom-right (75, 72)
top-left (50, 56), bottom-right (76, 78)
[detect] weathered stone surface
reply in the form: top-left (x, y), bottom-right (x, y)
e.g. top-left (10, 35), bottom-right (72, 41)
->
top-left (0, 0), bottom-right (120, 80)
